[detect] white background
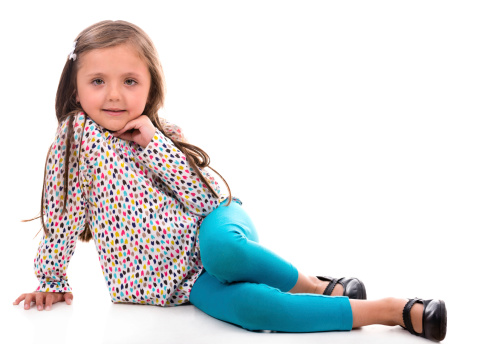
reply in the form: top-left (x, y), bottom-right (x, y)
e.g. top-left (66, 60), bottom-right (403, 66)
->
top-left (0, 1), bottom-right (495, 343)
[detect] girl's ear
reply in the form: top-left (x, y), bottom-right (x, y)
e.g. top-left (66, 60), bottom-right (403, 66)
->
top-left (76, 93), bottom-right (80, 103)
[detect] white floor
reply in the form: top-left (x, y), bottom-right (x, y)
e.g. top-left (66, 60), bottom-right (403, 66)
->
top-left (4, 272), bottom-right (493, 344)
top-left (5, 297), bottom-right (444, 344)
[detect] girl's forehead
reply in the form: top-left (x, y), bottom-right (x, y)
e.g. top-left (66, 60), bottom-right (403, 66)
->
top-left (78, 44), bottom-right (149, 74)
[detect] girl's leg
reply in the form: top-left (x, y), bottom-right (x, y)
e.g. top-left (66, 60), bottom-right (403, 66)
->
top-left (350, 298), bottom-right (424, 332)
top-left (194, 201), bottom-right (426, 333)
top-left (189, 269), bottom-right (353, 332)
top-left (190, 271), bottom-right (423, 333)
top-left (198, 200), bottom-right (330, 294)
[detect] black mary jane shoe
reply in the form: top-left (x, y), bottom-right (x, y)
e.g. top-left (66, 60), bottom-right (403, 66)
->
top-left (402, 298), bottom-right (447, 342)
top-left (316, 276), bottom-right (367, 300)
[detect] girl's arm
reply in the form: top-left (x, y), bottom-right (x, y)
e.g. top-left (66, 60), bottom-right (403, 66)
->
top-left (158, 117), bottom-right (223, 197)
top-left (114, 116), bottom-right (221, 216)
top-left (15, 114), bottom-right (89, 311)
top-left (34, 115), bottom-right (90, 294)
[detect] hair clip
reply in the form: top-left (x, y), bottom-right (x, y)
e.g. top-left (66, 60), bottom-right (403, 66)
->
top-left (69, 41), bottom-right (78, 61)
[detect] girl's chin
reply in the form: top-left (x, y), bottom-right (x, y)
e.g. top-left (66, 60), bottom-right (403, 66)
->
top-left (101, 119), bottom-right (126, 130)
top-left (97, 122), bottom-right (124, 132)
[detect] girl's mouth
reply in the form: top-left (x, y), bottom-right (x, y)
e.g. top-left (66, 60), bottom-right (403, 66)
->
top-left (103, 109), bottom-right (125, 116)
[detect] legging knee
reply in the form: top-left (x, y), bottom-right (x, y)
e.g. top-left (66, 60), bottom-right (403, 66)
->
top-left (199, 223), bottom-right (250, 284)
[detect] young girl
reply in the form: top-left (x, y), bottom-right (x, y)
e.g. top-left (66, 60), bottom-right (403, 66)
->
top-left (14, 20), bottom-right (446, 341)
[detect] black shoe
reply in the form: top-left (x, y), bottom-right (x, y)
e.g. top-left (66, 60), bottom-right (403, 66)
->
top-left (402, 298), bottom-right (447, 342)
top-left (316, 276), bottom-right (367, 300)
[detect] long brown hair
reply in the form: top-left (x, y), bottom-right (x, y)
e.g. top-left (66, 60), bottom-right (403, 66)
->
top-left (23, 20), bottom-right (232, 242)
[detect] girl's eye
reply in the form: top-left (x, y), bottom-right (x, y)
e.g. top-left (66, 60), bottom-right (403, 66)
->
top-left (125, 79), bottom-right (137, 86)
top-left (92, 79), bottom-right (104, 85)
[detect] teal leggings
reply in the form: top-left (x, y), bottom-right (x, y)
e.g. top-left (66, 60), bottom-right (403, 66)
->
top-left (189, 199), bottom-right (353, 332)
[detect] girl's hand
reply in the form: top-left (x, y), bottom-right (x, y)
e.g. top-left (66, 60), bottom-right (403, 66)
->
top-left (13, 291), bottom-right (73, 311)
top-left (112, 115), bottom-right (156, 148)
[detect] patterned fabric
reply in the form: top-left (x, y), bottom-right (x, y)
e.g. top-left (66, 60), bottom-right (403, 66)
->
top-left (34, 112), bottom-right (240, 306)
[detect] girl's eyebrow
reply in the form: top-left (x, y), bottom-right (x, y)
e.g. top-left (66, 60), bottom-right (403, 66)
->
top-left (84, 72), bottom-right (144, 78)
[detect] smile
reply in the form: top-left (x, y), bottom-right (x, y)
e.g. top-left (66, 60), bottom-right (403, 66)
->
top-left (103, 109), bottom-right (125, 116)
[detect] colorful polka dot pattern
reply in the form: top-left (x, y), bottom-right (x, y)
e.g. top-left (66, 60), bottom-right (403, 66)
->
top-left (34, 112), bottom-right (238, 306)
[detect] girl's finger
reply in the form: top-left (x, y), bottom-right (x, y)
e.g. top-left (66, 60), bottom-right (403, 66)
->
top-left (64, 293), bottom-right (73, 305)
top-left (23, 294), bottom-right (35, 310)
top-left (113, 129), bottom-right (128, 138)
top-left (116, 131), bottom-right (133, 141)
top-left (115, 121), bottom-right (135, 135)
top-left (119, 116), bottom-right (147, 134)
top-left (113, 127), bottom-right (125, 136)
top-left (35, 293), bottom-right (45, 311)
top-left (45, 294), bottom-right (54, 311)
top-left (13, 294), bottom-right (26, 305)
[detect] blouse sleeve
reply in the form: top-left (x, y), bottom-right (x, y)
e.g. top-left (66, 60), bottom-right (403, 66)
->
top-left (157, 118), bottom-right (224, 198)
top-left (134, 127), bottom-right (221, 216)
top-left (34, 115), bottom-right (90, 293)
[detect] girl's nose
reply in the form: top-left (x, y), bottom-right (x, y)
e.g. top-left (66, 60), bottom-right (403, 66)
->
top-left (107, 83), bottom-right (121, 101)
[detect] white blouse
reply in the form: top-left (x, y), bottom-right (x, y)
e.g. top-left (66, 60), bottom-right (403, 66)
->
top-left (34, 112), bottom-right (239, 306)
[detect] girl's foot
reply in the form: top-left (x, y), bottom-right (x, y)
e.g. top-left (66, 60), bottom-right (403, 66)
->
top-left (405, 299), bottom-right (423, 333)
top-left (288, 273), bottom-right (366, 299)
top-left (316, 276), bottom-right (367, 299)
top-left (288, 273), bottom-right (344, 295)
top-left (349, 296), bottom-right (446, 341)
top-left (401, 298), bottom-right (447, 341)
top-left (314, 277), bottom-right (344, 296)
top-left (385, 298), bottom-right (423, 332)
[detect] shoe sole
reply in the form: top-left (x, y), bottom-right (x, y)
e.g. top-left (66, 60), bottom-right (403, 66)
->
top-left (439, 300), bottom-right (447, 341)
top-left (356, 278), bottom-right (367, 300)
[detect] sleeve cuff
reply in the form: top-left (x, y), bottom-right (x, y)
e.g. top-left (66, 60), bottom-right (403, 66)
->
top-left (134, 128), bottom-right (161, 158)
top-left (36, 280), bottom-right (72, 293)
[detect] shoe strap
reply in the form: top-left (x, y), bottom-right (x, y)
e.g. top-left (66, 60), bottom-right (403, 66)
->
top-left (322, 277), bottom-right (339, 296)
top-left (402, 298), bottom-right (422, 336)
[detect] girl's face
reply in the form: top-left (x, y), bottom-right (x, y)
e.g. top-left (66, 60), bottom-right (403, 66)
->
top-left (76, 43), bottom-right (151, 132)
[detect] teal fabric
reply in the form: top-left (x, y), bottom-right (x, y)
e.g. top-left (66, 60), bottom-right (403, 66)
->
top-left (189, 199), bottom-right (353, 332)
